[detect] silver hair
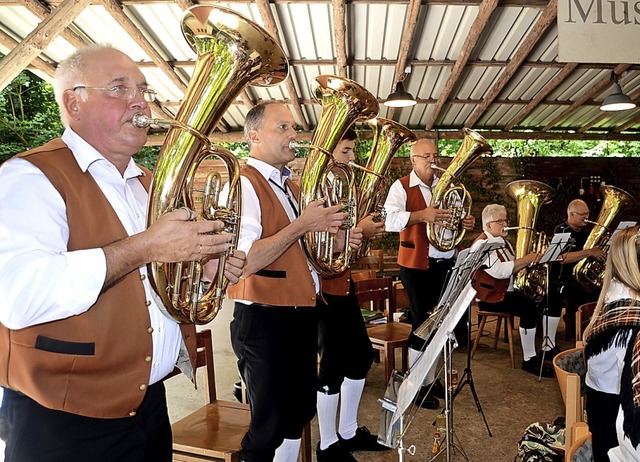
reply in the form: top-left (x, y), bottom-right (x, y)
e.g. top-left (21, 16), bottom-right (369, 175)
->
top-left (482, 204), bottom-right (506, 230)
top-left (53, 44), bottom-right (116, 127)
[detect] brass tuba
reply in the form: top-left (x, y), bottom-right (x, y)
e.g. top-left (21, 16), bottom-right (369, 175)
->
top-left (505, 180), bottom-right (554, 302)
top-left (352, 118), bottom-right (416, 261)
top-left (136, 5), bottom-right (288, 324)
top-left (573, 185), bottom-right (636, 291)
top-left (298, 75), bottom-right (379, 276)
top-left (426, 128), bottom-right (492, 251)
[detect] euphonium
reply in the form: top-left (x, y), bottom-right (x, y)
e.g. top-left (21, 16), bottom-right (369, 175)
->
top-left (427, 128), bottom-right (492, 251)
top-left (298, 75), bottom-right (379, 276)
top-left (573, 185), bottom-right (636, 291)
top-left (505, 180), bottom-right (554, 302)
top-left (352, 118), bottom-right (416, 261)
top-left (136, 5), bottom-right (288, 324)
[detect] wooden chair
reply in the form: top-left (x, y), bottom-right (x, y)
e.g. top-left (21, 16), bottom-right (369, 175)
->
top-left (355, 276), bottom-right (411, 382)
top-left (565, 425), bottom-right (592, 462)
top-left (351, 269), bottom-right (377, 283)
top-left (170, 329), bottom-right (251, 462)
top-left (575, 301), bottom-right (596, 343)
top-left (471, 310), bottom-right (515, 368)
top-left (552, 346), bottom-right (587, 452)
top-left (352, 249), bottom-right (384, 274)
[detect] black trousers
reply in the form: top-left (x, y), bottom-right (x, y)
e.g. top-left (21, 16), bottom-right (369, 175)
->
top-left (318, 280), bottom-right (374, 394)
top-left (0, 382), bottom-right (172, 462)
top-left (479, 291), bottom-right (539, 330)
top-left (400, 259), bottom-right (461, 350)
top-left (231, 302), bottom-right (318, 462)
top-left (586, 386), bottom-right (621, 462)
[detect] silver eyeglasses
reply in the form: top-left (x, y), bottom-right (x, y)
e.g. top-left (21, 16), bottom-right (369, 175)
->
top-left (73, 85), bottom-right (157, 102)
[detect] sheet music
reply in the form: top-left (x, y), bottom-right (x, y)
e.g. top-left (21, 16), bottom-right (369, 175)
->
top-left (607, 221), bottom-right (637, 244)
top-left (539, 232), bottom-right (572, 264)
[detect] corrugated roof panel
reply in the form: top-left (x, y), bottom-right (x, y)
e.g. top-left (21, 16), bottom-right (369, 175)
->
top-left (129, 4), bottom-right (189, 61)
top-left (502, 67), bottom-right (549, 100)
top-left (550, 69), bottom-right (607, 101)
top-left (457, 66), bottom-right (502, 100)
top-left (352, 3), bottom-right (406, 61)
top-left (427, 5), bottom-right (477, 61)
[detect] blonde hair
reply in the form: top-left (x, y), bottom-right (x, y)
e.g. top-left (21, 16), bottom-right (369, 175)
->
top-left (584, 226), bottom-right (640, 339)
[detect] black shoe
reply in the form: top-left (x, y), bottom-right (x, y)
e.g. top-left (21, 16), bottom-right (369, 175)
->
top-left (416, 388), bottom-right (440, 409)
top-left (316, 441), bottom-right (357, 462)
top-left (232, 381), bottom-right (243, 402)
top-left (537, 346), bottom-right (562, 359)
top-left (339, 426), bottom-right (390, 452)
top-left (522, 356), bottom-right (554, 378)
top-left (424, 378), bottom-right (446, 399)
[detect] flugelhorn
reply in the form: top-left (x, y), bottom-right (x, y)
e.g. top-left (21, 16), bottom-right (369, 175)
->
top-left (573, 185), bottom-right (635, 291)
top-left (426, 128), bottom-right (492, 251)
top-left (298, 75), bottom-right (379, 276)
top-left (506, 180), bottom-right (554, 302)
top-left (139, 5), bottom-right (288, 324)
top-left (353, 118), bottom-right (416, 261)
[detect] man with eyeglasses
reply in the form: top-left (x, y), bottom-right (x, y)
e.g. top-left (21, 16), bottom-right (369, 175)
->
top-left (384, 139), bottom-right (476, 408)
top-left (0, 45), bottom-right (246, 461)
top-left (470, 204), bottom-right (554, 377)
top-left (548, 199), bottom-right (606, 341)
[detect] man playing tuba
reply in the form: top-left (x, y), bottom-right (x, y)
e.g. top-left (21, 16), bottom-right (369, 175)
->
top-left (383, 139), bottom-right (475, 408)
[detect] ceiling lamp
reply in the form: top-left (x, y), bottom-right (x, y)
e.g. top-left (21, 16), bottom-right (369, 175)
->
top-left (384, 66), bottom-right (417, 108)
top-left (600, 72), bottom-right (636, 111)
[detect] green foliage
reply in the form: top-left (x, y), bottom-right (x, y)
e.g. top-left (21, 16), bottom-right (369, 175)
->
top-left (0, 71), bottom-right (63, 163)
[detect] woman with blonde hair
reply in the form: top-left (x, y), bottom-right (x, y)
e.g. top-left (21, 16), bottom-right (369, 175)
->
top-left (584, 225), bottom-right (640, 461)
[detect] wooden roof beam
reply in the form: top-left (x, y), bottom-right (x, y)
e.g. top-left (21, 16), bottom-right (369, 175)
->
top-left (18, 0), bottom-right (88, 48)
top-left (386, 0), bottom-right (421, 121)
top-left (255, 0), bottom-right (310, 131)
top-left (424, 0), bottom-right (498, 130)
top-left (0, 0), bottom-right (91, 90)
top-left (614, 111), bottom-right (640, 134)
top-left (505, 62), bottom-right (578, 130)
top-left (0, 28), bottom-right (56, 77)
top-left (98, 0), bottom-right (187, 93)
top-left (466, 0), bottom-right (557, 128)
top-left (542, 63), bottom-right (631, 131)
top-left (332, 0), bottom-right (348, 78)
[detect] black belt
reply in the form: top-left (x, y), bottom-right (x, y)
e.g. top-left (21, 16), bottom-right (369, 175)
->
top-left (429, 257), bottom-right (453, 264)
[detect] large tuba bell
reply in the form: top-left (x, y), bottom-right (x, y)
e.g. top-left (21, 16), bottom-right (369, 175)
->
top-left (573, 185), bottom-right (636, 291)
top-left (426, 128), bottom-right (492, 251)
top-left (352, 118), bottom-right (416, 261)
top-left (136, 5), bottom-right (288, 324)
top-left (505, 180), bottom-right (554, 302)
top-left (298, 75), bottom-right (379, 276)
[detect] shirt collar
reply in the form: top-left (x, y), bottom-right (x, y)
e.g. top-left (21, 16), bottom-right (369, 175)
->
top-left (61, 127), bottom-right (145, 180)
top-left (409, 169), bottom-right (439, 189)
top-left (248, 157), bottom-right (293, 186)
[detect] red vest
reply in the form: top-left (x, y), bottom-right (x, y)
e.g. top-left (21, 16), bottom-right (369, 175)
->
top-left (0, 139), bottom-right (196, 418)
top-left (397, 175), bottom-right (431, 270)
top-left (323, 270), bottom-right (351, 296)
top-left (227, 165), bottom-right (317, 306)
top-left (470, 232), bottom-right (510, 303)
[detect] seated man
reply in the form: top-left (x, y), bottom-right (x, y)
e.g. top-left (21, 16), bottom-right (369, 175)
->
top-left (470, 204), bottom-right (553, 377)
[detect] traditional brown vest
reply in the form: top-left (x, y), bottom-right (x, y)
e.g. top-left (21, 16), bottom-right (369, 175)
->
top-left (470, 232), bottom-right (510, 303)
top-left (227, 165), bottom-right (317, 306)
top-left (397, 175), bottom-right (431, 270)
top-left (322, 270), bottom-right (351, 296)
top-left (0, 139), bottom-right (196, 418)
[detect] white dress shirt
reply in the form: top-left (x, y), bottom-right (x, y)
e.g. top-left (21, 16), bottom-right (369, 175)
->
top-left (383, 170), bottom-right (455, 260)
top-left (585, 279), bottom-right (632, 394)
top-left (470, 230), bottom-right (516, 290)
top-left (233, 157), bottom-right (320, 298)
top-left (0, 128), bottom-right (181, 384)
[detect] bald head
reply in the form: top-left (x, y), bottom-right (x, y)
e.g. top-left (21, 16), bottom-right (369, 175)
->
top-left (567, 199), bottom-right (590, 229)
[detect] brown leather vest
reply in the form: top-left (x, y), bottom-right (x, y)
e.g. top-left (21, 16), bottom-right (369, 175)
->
top-left (322, 270), bottom-right (351, 296)
top-left (470, 232), bottom-right (510, 303)
top-left (227, 165), bottom-right (317, 306)
top-left (0, 139), bottom-right (196, 418)
top-left (397, 175), bottom-right (430, 270)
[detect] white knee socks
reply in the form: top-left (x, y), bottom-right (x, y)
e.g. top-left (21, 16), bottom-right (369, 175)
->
top-left (338, 378), bottom-right (365, 440)
top-left (520, 327), bottom-right (537, 361)
top-left (316, 391), bottom-right (340, 450)
top-left (273, 438), bottom-right (301, 462)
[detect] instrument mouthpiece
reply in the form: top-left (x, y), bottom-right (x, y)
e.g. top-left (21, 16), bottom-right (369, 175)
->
top-left (132, 113), bottom-right (151, 128)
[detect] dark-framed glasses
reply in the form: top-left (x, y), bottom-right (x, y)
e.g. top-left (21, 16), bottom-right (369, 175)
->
top-left (73, 85), bottom-right (157, 102)
top-left (488, 218), bottom-right (509, 225)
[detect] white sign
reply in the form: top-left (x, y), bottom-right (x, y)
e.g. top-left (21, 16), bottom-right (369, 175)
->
top-left (558, 0), bottom-right (640, 63)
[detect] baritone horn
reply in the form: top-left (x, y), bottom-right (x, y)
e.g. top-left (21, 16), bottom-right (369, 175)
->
top-left (298, 75), bottom-right (379, 276)
top-left (426, 128), bottom-right (492, 251)
top-left (135, 5), bottom-right (288, 324)
top-left (573, 185), bottom-right (636, 291)
top-left (352, 118), bottom-right (416, 261)
top-left (505, 180), bottom-right (554, 302)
